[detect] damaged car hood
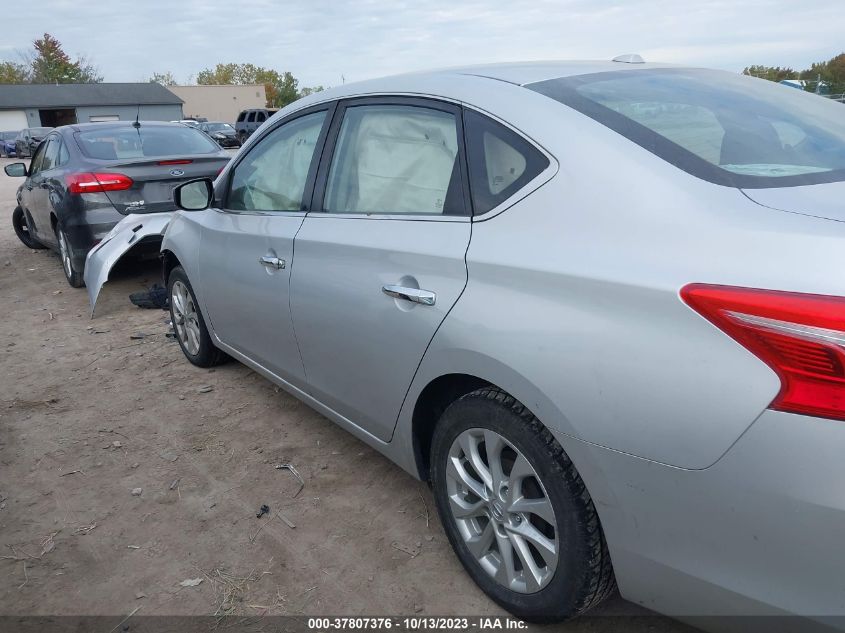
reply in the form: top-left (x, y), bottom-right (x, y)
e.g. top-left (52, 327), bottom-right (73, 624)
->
top-left (84, 212), bottom-right (174, 316)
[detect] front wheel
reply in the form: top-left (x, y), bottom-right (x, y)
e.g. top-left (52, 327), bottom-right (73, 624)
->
top-left (13, 207), bottom-right (46, 249)
top-left (167, 266), bottom-right (226, 367)
top-left (430, 388), bottom-right (616, 622)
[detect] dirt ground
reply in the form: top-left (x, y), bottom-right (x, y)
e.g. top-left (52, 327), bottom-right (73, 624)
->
top-left (0, 156), bottom-right (693, 631)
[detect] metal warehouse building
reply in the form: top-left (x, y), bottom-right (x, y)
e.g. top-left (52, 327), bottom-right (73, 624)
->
top-left (0, 83), bottom-right (184, 130)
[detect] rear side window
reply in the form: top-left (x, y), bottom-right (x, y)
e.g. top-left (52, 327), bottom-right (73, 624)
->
top-left (40, 137), bottom-right (60, 171)
top-left (463, 109), bottom-right (549, 215)
top-left (256, 111), bottom-right (266, 122)
top-left (323, 104), bottom-right (463, 215)
top-left (247, 112), bottom-right (256, 123)
top-left (75, 126), bottom-right (219, 160)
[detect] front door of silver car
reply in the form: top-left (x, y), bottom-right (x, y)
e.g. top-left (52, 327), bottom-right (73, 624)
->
top-left (197, 107), bottom-right (332, 385)
top-left (290, 99), bottom-right (472, 441)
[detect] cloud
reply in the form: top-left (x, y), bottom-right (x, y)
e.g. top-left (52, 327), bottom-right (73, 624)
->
top-left (4, 0), bottom-right (842, 86)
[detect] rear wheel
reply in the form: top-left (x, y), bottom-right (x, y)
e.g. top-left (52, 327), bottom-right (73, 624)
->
top-left (430, 387), bottom-right (615, 622)
top-left (168, 266), bottom-right (226, 367)
top-left (55, 224), bottom-right (84, 287)
top-left (13, 207), bottom-right (46, 249)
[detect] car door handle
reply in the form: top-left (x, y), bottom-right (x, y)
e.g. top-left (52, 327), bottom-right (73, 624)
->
top-left (258, 255), bottom-right (285, 270)
top-left (382, 284), bottom-right (436, 306)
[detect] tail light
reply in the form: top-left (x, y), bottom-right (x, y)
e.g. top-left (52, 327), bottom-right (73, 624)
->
top-left (681, 284), bottom-right (845, 421)
top-left (66, 172), bottom-right (133, 194)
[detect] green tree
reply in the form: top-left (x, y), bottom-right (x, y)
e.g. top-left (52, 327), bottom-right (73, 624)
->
top-left (27, 33), bottom-right (101, 83)
top-left (800, 53), bottom-right (845, 94)
top-left (196, 62), bottom-right (306, 108)
top-left (299, 85), bottom-right (326, 98)
top-left (741, 65), bottom-right (796, 82)
top-left (742, 52), bottom-right (845, 95)
top-left (0, 61), bottom-right (29, 84)
top-left (149, 71), bottom-right (177, 86)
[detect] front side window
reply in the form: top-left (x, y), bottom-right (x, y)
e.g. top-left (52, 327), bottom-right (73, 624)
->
top-left (227, 111), bottom-right (327, 212)
top-left (324, 104), bottom-right (462, 215)
top-left (464, 110), bottom-right (550, 215)
top-left (527, 68), bottom-right (845, 188)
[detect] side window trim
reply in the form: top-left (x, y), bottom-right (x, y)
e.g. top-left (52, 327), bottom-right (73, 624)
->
top-left (310, 95), bottom-right (472, 219)
top-left (218, 102), bottom-right (337, 215)
top-left (461, 105), bottom-right (558, 221)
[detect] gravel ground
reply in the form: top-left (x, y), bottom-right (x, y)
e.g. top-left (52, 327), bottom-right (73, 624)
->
top-left (0, 155), bottom-right (695, 632)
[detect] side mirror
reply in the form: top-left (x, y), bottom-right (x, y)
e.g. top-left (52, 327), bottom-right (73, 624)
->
top-left (4, 163), bottom-right (27, 178)
top-left (174, 178), bottom-right (213, 211)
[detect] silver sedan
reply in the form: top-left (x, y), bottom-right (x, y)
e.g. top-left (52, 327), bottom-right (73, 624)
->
top-left (161, 58), bottom-right (845, 626)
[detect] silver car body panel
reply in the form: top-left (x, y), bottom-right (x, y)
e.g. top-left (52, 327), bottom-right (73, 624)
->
top-left (197, 209), bottom-right (307, 386)
top-left (161, 63), bottom-right (845, 622)
top-left (290, 215), bottom-right (471, 441)
top-left (742, 180), bottom-right (845, 223)
top-left (84, 211), bottom-right (173, 315)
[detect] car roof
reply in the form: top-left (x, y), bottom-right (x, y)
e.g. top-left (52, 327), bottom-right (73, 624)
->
top-left (290, 58), bottom-right (692, 111)
top-left (63, 121), bottom-right (198, 133)
top-left (420, 59), bottom-right (681, 86)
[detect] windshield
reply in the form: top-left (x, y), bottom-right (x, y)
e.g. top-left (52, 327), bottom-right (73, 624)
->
top-left (75, 125), bottom-right (220, 160)
top-left (527, 69), bottom-right (845, 188)
top-left (30, 127), bottom-right (52, 137)
top-left (206, 123), bottom-right (233, 132)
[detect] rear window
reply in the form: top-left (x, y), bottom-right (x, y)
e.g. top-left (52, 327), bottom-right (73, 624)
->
top-left (75, 125), bottom-right (219, 160)
top-left (527, 69), bottom-right (845, 188)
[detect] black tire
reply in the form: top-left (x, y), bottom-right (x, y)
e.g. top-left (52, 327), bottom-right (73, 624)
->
top-left (54, 224), bottom-right (84, 287)
top-left (167, 266), bottom-right (226, 367)
top-left (238, 131), bottom-right (248, 145)
top-left (13, 207), bottom-right (46, 249)
top-left (430, 387), bottom-right (616, 622)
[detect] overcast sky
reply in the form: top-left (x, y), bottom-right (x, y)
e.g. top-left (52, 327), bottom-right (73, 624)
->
top-left (6, 0), bottom-right (843, 87)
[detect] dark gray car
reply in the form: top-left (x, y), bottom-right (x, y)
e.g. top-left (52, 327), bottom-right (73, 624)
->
top-left (199, 121), bottom-right (241, 148)
top-left (234, 108), bottom-right (278, 144)
top-left (15, 127), bottom-right (53, 158)
top-left (5, 121), bottom-right (229, 287)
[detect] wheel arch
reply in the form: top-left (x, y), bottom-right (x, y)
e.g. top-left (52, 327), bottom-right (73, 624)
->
top-left (411, 373), bottom-right (491, 481)
top-left (161, 248), bottom-right (183, 286)
top-left (406, 351), bottom-right (583, 482)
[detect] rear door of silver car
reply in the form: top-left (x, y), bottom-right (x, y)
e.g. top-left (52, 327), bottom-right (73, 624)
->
top-left (290, 97), bottom-right (472, 441)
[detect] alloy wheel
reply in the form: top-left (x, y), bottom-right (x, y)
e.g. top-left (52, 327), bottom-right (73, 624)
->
top-left (171, 280), bottom-right (201, 356)
top-left (445, 428), bottom-right (559, 594)
top-left (57, 229), bottom-right (73, 279)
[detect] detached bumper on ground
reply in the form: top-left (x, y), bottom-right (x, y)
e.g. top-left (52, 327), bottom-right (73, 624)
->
top-left (83, 212), bottom-right (174, 315)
